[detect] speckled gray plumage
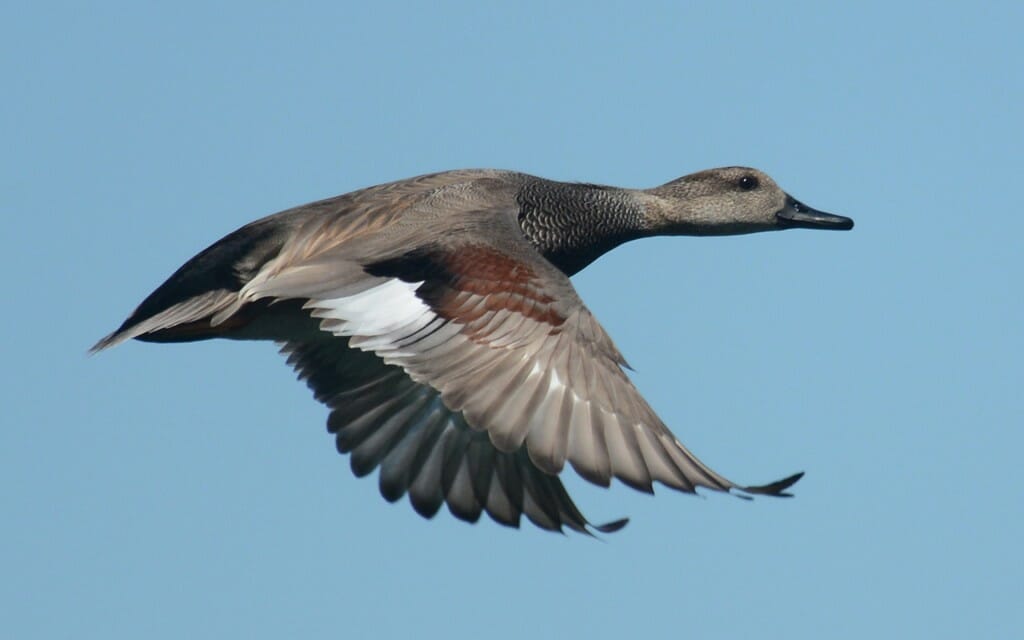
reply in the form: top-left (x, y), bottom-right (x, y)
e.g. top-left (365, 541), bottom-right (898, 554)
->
top-left (515, 178), bottom-right (648, 275)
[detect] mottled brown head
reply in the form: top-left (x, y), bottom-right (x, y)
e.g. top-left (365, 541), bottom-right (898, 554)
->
top-left (644, 167), bottom-right (853, 236)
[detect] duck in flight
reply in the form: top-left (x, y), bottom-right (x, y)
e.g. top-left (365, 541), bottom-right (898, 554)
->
top-left (93, 167), bottom-right (853, 534)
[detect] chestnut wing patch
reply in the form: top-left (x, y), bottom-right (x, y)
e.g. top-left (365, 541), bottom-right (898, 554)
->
top-left (366, 246), bottom-right (567, 344)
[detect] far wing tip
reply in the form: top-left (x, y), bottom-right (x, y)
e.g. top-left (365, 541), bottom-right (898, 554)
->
top-left (593, 517), bottom-right (629, 534)
top-left (741, 471), bottom-right (805, 498)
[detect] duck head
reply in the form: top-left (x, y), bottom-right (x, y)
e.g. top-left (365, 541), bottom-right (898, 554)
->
top-left (644, 167), bottom-right (853, 236)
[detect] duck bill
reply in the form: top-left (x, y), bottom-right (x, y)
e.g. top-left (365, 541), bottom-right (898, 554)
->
top-left (776, 195), bottom-right (854, 230)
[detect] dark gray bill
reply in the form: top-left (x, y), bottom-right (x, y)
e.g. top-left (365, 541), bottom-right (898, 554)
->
top-left (776, 195), bottom-right (854, 230)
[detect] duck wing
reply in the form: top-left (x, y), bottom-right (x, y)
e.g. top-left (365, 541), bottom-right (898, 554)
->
top-left (280, 337), bottom-right (627, 534)
top-left (275, 238), bottom-right (801, 499)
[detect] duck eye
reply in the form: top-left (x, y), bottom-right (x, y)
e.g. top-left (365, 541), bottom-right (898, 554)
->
top-left (738, 175), bottom-right (759, 191)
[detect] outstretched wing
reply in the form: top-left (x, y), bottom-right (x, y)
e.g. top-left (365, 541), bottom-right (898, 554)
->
top-left (237, 201), bottom-right (801, 499)
top-left (281, 338), bottom-right (627, 534)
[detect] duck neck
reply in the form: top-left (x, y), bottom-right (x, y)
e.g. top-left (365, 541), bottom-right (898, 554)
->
top-left (516, 179), bottom-right (649, 276)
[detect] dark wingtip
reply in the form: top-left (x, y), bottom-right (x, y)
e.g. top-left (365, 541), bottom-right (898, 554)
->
top-left (593, 517), bottom-right (629, 534)
top-left (742, 471), bottom-right (805, 497)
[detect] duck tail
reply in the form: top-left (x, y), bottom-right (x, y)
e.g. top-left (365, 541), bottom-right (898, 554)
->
top-left (91, 220), bottom-right (287, 353)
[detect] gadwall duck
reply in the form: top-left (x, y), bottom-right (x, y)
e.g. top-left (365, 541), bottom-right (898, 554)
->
top-left (94, 167), bottom-right (853, 534)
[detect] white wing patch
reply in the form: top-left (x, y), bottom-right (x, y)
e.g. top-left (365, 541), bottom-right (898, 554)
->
top-left (306, 278), bottom-right (437, 356)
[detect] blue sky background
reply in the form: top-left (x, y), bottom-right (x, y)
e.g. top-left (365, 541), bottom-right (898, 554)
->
top-left (3, 2), bottom-right (1022, 638)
